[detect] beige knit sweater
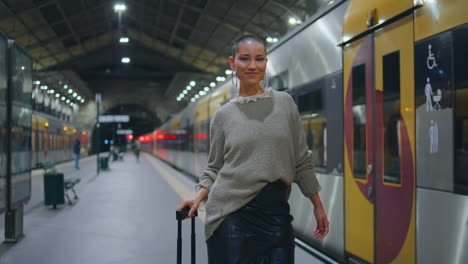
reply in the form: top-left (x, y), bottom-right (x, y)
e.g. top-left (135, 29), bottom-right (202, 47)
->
top-left (197, 89), bottom-right (321, 240)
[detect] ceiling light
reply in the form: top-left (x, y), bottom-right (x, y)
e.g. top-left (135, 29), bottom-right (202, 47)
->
top-left (191, 98), bottom-right (196, 102)
top-left (200, 91), bottom-right (206, 96)
top-left (210, 82), bottom-right (216, 87)
top-left (225, 69), bottom-right (232, 75)
top-left (66, 99), bottom-right (70, 103)
top-left (55, 94), bottom-right (60, 98)
top-left (267, 37), bottom-right (278, 43)
top-left (190, 81), bottom-right (196, 86)
top-left (61, 96), bottom-right (66, 101)
top-left (119, 37), bottom-right (129, 43)
top-left (186, 86), bottom-right (192, 91)
top-left (183, 90), bottom-right (188, 94)
top-left (64, 85), bottom-right (68, 89)
top-left (194, 94), bottom-right (199, 99)
top-left (177, 98), bottom-right (181, 102)
top-left (21, 66), bottom-right (25, 70)
top-left (73, 93), bottom-right (77, 97)
top-left (121, 57), bottom-right (130, 63)
top-left (289, 18), bottom-right (297, 24)
top-left (216, 76), bottom-right (225, 82)
top-left (180, 94), bottom-right (185, 98)
top-left (34, 80), bottom-right (40, 85)
top-left (204, 87), bottom-right (209, 92)
top-left (68, 89), bottom-right (73, 93)
top-left (114, 3), bottom-right (126, 12)
top-left (81, 99), bottom-right (85, 103)
top-left (77, 96), bottom-right (81, 100)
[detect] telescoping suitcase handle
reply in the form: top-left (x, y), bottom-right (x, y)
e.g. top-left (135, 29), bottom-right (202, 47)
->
top-left (176, 207), bottom-right (198, 264)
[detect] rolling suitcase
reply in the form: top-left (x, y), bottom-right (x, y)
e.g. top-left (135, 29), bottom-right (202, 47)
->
top-left (176, 207), bottom-right (198, 264)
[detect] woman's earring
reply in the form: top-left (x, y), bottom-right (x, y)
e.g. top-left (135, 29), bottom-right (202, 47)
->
top-left (231, 71), bottom-right (238, 89)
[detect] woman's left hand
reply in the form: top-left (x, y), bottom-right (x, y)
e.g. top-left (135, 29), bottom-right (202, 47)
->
top-left (313, 206), bottom-right (329, 239)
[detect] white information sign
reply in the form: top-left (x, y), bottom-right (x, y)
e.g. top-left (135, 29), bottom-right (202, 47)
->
top-left (116, 129), bottom-right (133, 135)
top-left (99, 115), bottom-right (130, 123)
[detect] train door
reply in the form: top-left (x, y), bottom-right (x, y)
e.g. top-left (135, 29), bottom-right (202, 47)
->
top-left (343, 13), bottom-right (416, 264)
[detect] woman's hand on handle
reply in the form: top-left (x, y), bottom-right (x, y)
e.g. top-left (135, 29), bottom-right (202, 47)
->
top-left (177, 186), bottom-right (209, 218)
top-left (177, 199), bottom-right (200, 218)
top-left (310, 193), bottom-right (329, 239)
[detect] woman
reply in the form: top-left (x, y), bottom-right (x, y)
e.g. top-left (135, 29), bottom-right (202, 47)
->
top-left (178, 35), bottom-right (329, 263)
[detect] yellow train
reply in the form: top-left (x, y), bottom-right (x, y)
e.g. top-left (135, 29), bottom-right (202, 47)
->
top-left (31, 111), bottom-right (90, 169)
top-left (141, 0), bottom-right (468, 263)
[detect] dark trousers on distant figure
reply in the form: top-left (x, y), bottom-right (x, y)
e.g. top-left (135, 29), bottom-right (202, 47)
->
top-left (74, 152), bottom-right (80, 169)
top-left (134, 150), bottom-right (140, 162)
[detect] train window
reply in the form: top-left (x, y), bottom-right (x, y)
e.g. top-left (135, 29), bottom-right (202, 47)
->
top-left (454, 25), bottom-right (468, 195)
top-left (383, 51), bottom-right (402, 184)
top-left (302, 118), bottom-right (326, 168)
top-left (298, 90), bottom-right (323, 113)
top-left (352, 64), bottom-right (367, 179)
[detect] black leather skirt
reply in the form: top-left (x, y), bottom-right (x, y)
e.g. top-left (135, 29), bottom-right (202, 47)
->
top-left (207, 181), bottom-right (295, 264)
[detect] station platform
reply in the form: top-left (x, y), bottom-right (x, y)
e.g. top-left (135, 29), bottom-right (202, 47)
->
top-left (0, 153), bottom-right (324, 264)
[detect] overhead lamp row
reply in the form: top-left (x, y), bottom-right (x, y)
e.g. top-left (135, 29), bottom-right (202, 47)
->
top-left (176, 75), bottom-right (227, 103)
top-left (34, 80), bottom-right (86, 105)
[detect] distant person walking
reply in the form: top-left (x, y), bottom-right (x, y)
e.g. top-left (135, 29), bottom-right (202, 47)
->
top-left (132, 139), bottom-right (141, 162)
top-left (73, 137), bottom-right (81, 169)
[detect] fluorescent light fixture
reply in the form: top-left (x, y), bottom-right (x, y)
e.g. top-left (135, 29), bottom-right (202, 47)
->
top-left (119, 37), bottom-right (129, 43)
top-left (210, 82), bottom-right (216, 87)
top-left (204, 87), bottom-right (209, 92)
top-left (225, 69), bottom-right (232, 75)
top-left (121, 57), bottom-right (130, 63)
top-left (114, 3), bottom-right (126, 12)
top-left (190, 81), bottom-right (196, 86)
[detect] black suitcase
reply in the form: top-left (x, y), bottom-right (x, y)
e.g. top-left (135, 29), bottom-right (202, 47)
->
top-left (176, 207), bottom-right (198, 264)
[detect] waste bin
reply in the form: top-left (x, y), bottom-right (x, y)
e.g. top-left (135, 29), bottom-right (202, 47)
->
top-left (100, 157), bottom-right (109, 170)
top-left (43, 172), bottom-right (65, 209)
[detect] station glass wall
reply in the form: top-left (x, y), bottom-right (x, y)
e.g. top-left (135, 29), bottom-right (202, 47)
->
top-left (0, 35), bottom-right (7, 213)
top-left (9, 43), bottom-right (32, 208)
